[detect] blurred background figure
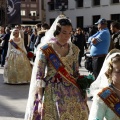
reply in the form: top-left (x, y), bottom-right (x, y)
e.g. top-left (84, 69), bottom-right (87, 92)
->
top-left (34, 23), bottom-right (50, 49)
top-left (29, 28), bottom-right (38, 52)
top-left (110, 21), bottom-right (120, 50)
top-left (15, 24), bottom-right (24, 39)
top-left (89, 25), bottom-right (98, 37)
top-left (0, 26), bottom-right (5, 64)
top-left (0, 27), bottom-right (11, 67)
top-left (72, 27), bottom-right (88, 67)
top-left (35, 23), bottom-right (42, 34)
top-left (3, 28), bottom-right (32, 84)
top-left (23, 26), bottom-right (31, 52)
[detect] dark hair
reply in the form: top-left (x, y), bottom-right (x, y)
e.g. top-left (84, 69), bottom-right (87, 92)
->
top-left (53, 18), bottom-right (72, 37)
top-left (76, 27), bottom-right (82, 32)
top-left (41, 23), bottom-right (50, 30)
top-left (36, 23), bottom-right (42, 28)
top-left (111, 21), bottom-right (120, 30)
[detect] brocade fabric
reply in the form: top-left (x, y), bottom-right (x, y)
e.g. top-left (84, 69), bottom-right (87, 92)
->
top-left (25, 43), bottom-right (89, 120)
top-left (3, 38), bottom-right (32, 84)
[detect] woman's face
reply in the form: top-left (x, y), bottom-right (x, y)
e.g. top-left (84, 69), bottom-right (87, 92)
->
top-left (112, 61), bottom-right (120, 85)
top-left (57, 25), bottom-right (72, 43)
top-left (13, 29), bottom-right (19, 37)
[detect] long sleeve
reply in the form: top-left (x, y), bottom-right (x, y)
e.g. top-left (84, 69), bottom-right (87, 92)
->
top-left (88, 94), bottom-right (107, 120)
top-left (36, 50), bottom-right (47, 88)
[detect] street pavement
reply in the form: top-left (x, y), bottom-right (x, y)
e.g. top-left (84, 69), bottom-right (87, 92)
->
top-left (0, 58), bottom-right (93, 120)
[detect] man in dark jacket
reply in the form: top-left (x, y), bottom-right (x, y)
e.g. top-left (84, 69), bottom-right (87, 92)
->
top-left (1, 27), bottom-right (11, 67)
top-left (72, 27), bottom-right (88, 67)
top-left (110, 21), bottom-right (120, 50)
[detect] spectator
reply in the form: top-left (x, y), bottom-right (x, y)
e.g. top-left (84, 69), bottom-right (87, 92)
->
top-left (23, 26), bottom-right (31, 52)
top-left (34, 23), bottom-right (50, 48)
top-left (89, 25), bottom-right (98, 36)
top-left (29, 28), bottom-right (38, 51)
top-left (88, 18), bottom-right (111, 79)
top-left (0, 27), bottom-right (11, 67)
top-left (110, 21), bottom-right (120, 50)
top-left (0, 26), bottom-right (5, 63)
top-left (72, 27), bottom-right (88, 67)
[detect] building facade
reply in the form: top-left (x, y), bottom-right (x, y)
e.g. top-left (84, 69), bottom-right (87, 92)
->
top-left (45, 0), bottom-right (120, 29)
top-left (21, 0), bottom-right (44, 25)
top-left (0, 0), bottom-right (45, 26)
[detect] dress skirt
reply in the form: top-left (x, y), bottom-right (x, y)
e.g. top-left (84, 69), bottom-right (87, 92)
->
top-left (25, 74), bottom-right (89, 120)
top-left (3, 49), bottom-right (32, 84)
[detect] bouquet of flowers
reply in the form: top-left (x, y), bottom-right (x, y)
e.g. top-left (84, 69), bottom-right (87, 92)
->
top-left (77, 74), bottom-right (94, 98)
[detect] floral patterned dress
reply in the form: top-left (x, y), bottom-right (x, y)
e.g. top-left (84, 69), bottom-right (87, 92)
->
top-left (4, 38), bottom-right (32, 84)
top-left (25, 42), bottom-right (89, 120)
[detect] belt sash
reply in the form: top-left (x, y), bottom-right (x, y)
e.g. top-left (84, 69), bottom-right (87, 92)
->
top-left (40, 44), bottom-right (80, 90)
top-left (98, 87), bottom-right (120, 118)
top-left (9, 39), bottom-right (25, 53)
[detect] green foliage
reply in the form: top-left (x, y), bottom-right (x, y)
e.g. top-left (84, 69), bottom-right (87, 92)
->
top-left (77, 74), bottom-right (94, 98)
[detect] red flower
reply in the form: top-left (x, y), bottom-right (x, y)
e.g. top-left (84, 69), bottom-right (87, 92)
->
top-left (78, 75), bottom-right (85, 79)
top-left (27, 51), bottom-right (34, 59)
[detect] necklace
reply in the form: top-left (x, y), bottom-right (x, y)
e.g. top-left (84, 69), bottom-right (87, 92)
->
top-left (56, 41), bottom-right (68, 49)
top-left (112, 85), bottom-right (120, 92)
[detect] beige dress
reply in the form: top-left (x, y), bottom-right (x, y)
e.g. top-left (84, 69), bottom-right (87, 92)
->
top-left (3, 38), bottom-right (32, 84)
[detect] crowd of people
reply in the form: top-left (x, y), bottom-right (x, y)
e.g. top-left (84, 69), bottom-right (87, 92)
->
top-left (0, 14), bottom-right (120, 119)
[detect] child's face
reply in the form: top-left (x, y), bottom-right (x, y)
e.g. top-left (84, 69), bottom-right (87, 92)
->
top-left (112, 61), bottom-right (120, 85)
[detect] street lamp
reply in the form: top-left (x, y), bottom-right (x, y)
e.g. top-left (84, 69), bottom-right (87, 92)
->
top-left (29, 12), bottom-right (39, 21)
top-left (58, 2), bottom-right (68, 15)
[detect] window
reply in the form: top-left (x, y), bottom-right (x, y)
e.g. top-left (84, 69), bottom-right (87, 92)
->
top-left (21, 10), bottom-right (25, 16)
top-left (29, 11), bottom-right (37, 16)
top-left (111, 14), bottom-right (120, 22)
top-left (76, 0), bottom-right (83, 7)
top-left (50, 18), bottom-right (55, 26)
top-left (76, 16), bottom-right (83, 28)
top-left (112, 0), bottom-right (119, 3)
top-left (93, 0), bottom-right (100, 6)
top-left (55, 0), bottom-right (68, 10)
top-left (55, 0), bottom-right (61, 10)
top-left (48, 0), bottom-right (55, 10)
top-left (92, 15), bottom-right (100, 25)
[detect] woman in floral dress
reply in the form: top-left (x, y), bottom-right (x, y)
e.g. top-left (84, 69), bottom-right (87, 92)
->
top-left (25, 15), bottom-right (89, 120)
